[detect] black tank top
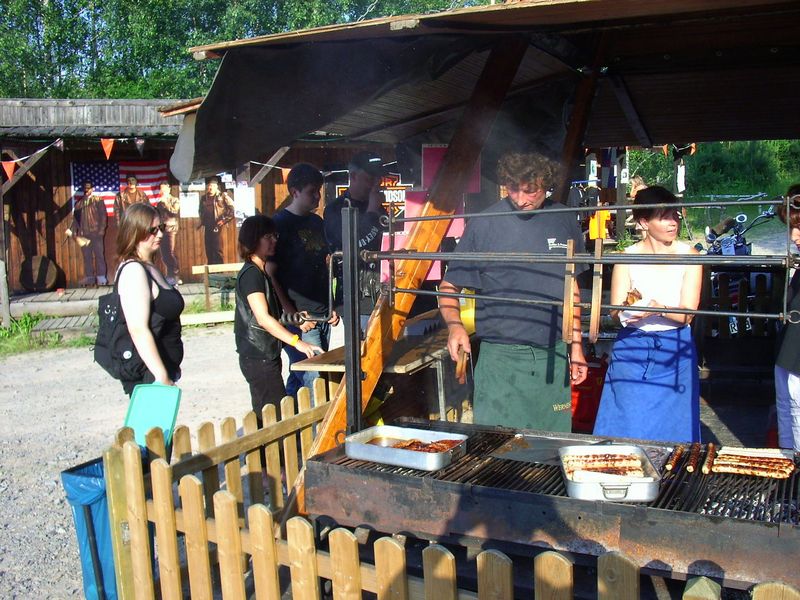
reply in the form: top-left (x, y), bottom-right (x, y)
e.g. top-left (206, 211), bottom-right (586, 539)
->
top-left (150, 285), bottom-right (184, 379)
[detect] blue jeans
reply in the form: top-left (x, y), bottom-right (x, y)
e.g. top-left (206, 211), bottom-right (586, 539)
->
top-left (284, 321), bottom-right (330, 398)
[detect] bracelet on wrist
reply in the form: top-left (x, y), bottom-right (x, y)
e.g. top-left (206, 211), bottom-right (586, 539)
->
top-left (289, 334), bottom-right (300, 347)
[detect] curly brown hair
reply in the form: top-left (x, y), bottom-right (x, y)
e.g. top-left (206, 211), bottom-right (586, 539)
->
top-left (778, 183), bottom-right (800, 229)
top-left (496, 152), bottom-right (561, 190)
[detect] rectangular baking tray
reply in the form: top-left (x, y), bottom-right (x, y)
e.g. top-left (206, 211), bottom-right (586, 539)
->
top-left (344, 425), bottom-right (468, 471)
top-left (559, 444), bottom-right (661, 502)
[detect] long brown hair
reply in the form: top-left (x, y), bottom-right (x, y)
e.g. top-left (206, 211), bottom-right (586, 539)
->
top-left (117, 203), bottom-right (158, 260)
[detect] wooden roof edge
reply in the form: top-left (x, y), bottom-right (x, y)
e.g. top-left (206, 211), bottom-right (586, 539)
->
top-left (187, 0), bottom-right (788, 57)
top-left (159, 97), bottom-right (204, 117)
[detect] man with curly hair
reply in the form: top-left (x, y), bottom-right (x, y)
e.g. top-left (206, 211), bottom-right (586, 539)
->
top-left (438, 152), bottom-right (588, 432)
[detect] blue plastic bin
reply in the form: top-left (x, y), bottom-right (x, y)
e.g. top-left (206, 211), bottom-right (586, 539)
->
top-left (61, 457), bottom-right (118, 600)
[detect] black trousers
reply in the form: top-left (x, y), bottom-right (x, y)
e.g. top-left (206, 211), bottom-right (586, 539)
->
top-left (203, 226), bottom-right (224, 265)
top-left (238, 355), bottom-right (286, 425)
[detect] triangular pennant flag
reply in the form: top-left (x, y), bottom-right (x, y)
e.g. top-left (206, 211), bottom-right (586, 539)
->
top-left (100, 138), bottom-right (115, 160)
top-left (280, 167), bottom-right (290, 182)
top-left (54, 138), bottom-right (64, 151)
top-left (662, 144), bottom-right (670, 157)
top-left (135, 138), bottom-right (145, 156)
top-left (2, 160), bottom-right (17, 180)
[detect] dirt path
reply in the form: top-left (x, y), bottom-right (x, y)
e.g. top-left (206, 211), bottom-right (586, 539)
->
top-left (0, 325), bottom-right (251, 598)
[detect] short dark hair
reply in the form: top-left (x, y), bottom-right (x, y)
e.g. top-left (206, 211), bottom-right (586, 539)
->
top-left (632, 186), bottom-right (680, 222)
top-left (496, 152), bottom-right (561, 190)
top-left (125, 174), bottom-right (137, 182)
top-left (778, 183), bottom-right (800, 228)
top-left (83, 180), bottom-right (94, 188)
top-left (287, 163), bottom-right (323, 193)
top-left (238, 214), bottom-right (276, 261)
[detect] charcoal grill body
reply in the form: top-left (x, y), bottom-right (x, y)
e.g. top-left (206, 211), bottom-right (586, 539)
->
top-left (305, 421), bottom-right (799, 588)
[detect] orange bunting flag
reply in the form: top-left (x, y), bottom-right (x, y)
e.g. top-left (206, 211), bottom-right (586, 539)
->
top-left (100, 138), bottom-right (115, 160)
top-left (2, 160), bottom-right (17, 180)
top-left (280, 167), bottom-right (290, 182)
top-left (662, 144), bottom-right (669, 157)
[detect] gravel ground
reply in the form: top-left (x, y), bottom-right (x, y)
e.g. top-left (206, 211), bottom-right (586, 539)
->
top-left (0, 325), bottom-right (252, 598)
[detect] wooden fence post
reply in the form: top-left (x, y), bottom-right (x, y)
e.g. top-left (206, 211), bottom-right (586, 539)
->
top-left (683, 576), bottom-right (721, 599)
top-left (330, 528), bottom-right (363, 600)
top-left (374, 536), bottom-right (408, 600)
top-left (103, 446), bottom-right (135, 600)
top-left (422, 545), bottom-right (457, 600)
top-left (262, 404), bottom-right (283, 510)
top-left (220, 417), bottom-right (244, 512)
top-left (179, 475), bottom-right (213, 600)
top-left (198, 421), bottom-right (219, 517)
top-left (243, 411), bottom-right (265, 508)
top-left (144, 427), bottom-right (166, 461)
top-left (288, 516), bottom-right (321, 600)
top-left (477, 549), bottom-right (513, 600)
top-left (249, 505), bottom-right (281, 600)
top-left (281, 396), bottom-right (300, 489)
top-left (150, 459), bottom-right (182, 599)
top-left (752, 582), bottom-right (800, 600)
top-left (598, 551), bottom-right (639, 600)
top-left (534, 551), bottom-right (573, 600)
top-left (171, 425), bottom-right (192, 463)
top-left (122, 441), bottom-right (155, 599)
top-left (214, 491), bottom-right (247, 600)
top-left (297, 386), bottom-right (314, 463)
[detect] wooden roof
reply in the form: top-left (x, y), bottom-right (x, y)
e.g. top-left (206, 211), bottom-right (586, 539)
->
top-left (0, 98), bottom-right (187, 138)
top-left (173, 0), bottom-right (800, 179)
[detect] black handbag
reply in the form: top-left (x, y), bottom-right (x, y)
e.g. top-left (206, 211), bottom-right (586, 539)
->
top-left (93, 261), bottom-right (151, 381)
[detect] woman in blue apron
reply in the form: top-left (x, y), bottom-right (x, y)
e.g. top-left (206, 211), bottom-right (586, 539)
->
top-left (594, 187), bottom-right (703, 443)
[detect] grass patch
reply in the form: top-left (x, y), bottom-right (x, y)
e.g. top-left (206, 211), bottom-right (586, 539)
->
top-left (0, 314), bottom-right (57, 357)
top-left (182, 298), bottom-right (234, 314)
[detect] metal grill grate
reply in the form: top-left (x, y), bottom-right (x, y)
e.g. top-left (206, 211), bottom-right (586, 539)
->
top-left (332, 431), bottom-right (800, 525)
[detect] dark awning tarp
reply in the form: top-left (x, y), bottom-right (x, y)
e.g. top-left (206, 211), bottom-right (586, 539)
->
top-left (172, 36), bottom-right (504, 180)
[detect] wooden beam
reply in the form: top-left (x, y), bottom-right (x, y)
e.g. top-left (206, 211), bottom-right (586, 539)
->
top-left (284, 35), bottom-right (531, 522)
top-left (250, 146), bottom-right (290, 186)
top-left (555, 33), bottom-right (608, 203)
top-left (0, 182), bottom-right (9, 327)
top-left (608, 75), bottom-right (652, 148)
top-left (1, 144), bottom-right (55, 196)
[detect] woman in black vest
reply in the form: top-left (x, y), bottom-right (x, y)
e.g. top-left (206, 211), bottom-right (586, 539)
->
top-left (235, 215), bottom-right (321, 421)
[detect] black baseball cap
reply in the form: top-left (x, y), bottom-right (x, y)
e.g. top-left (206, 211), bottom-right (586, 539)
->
top-left (348, 151), bottom-right (386, 177)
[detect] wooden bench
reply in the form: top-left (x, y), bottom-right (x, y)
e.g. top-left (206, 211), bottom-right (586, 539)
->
top-left (190, 263), bottom-right (243, 311)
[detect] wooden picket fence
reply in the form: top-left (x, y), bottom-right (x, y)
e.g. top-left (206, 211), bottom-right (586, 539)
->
top-left (103, 379), bottom-right (800, 600)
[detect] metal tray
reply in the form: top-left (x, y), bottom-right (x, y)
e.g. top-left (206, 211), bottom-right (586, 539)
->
top-left (559, 444), bottom-right (661, 502)
top-left (344, 425), bottom-right (468, 471)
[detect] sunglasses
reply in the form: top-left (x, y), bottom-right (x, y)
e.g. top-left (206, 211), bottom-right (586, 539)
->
top-left (263, 232), bottom-right (279, 240)
top-left (147, 223), bottom-right (167, 236)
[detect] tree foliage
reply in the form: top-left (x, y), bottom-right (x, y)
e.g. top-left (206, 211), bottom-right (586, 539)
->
top-left (628, 141), bottom-right (800, 199)
top-left (0, 0), bottom-right (488, 99)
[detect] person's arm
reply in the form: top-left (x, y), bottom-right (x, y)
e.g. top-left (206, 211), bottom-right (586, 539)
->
top-left (68, 198), bottom-right (81, 235)
top-left (263, 261), bottom-right (315, 332)
top-left (439, 279), bottom-right (471, 362)
top-left (118, 263), bottom-right (173, 385)
top-left (569, 279), bottom-right (588, 385)
top-left (97, 198), bottom-right (107, 233)
top-left (608, 262), bottom-right (632, 322)
top-left (245, 291), bottom-right (321, 358)
top-left (113, 194), bottom-right (123, 225)
top-left (650, 260), bottom-right (703, 325)
top-left (324, 205), bottom-right (343, 253)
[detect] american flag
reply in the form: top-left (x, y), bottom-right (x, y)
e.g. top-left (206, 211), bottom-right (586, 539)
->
top-left (70, 160), bottom-right (169, 216)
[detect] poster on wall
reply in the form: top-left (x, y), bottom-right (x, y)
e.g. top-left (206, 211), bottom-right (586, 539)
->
top-left (234, 185), bottom-right (256, 226)
top-left (179, 192), bottom-right (199, 218)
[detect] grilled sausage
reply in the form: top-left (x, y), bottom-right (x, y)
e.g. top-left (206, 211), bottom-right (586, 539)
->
top-left (701, 443), bottom-right (717, 475)
top-left (664, 445), bottom-right (685, 471)
top-left (685, 443), bottom-right (702, 473)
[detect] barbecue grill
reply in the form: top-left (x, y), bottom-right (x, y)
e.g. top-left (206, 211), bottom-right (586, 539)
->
top-left (305, 420), bottom-right (799, 588)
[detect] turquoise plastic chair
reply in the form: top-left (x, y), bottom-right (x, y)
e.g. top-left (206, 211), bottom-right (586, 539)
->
top-left (124, 384), bottom-right (181, 447)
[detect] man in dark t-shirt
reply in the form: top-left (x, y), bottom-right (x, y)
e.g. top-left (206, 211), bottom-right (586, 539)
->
top-left (323, 151), bottom-right (388, 320)
top-left (266, 163), bottom-right (339, 397)
top-left (439, 152), bottom-right (589, 432)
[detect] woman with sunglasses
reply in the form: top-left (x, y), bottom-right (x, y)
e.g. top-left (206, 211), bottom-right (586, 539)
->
top-left (235, 215), bottom-right (321, 422)
top-left (775, 183), bottom-right (800, 452)
top-left (115, 203), bottom-right (184, 395)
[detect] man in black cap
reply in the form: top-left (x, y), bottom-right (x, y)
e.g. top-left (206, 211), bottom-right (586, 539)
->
top-left (324, 151), bottom-right (388, 320)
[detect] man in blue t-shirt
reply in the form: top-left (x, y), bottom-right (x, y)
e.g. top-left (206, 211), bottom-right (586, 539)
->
top-left (266, 163), bottom-right (339, 397)
top-left (438, 152), bottom-right (589, 432)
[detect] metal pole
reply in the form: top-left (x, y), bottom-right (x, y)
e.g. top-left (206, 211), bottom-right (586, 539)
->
top-left (341, 205), bottom-right (362, 434)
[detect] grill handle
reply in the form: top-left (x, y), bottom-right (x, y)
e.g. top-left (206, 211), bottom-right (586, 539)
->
top-left (601, 484), bottom-right (630, 500)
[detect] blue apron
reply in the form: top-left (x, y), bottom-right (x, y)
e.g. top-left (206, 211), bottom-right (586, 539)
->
top-left (593, 325), bottom-right (700, 443)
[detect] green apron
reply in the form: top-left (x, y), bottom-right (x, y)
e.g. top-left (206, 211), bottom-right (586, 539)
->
top-left (473, 341), bottom-right (572, 432)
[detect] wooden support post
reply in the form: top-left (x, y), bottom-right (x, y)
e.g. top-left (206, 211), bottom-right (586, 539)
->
top-left (0, 182), bottom-right (10, 328)
top-left (555, 34), bottom-right (608, 203)
top-left (283, 35), bottom-right (530, 521)
top-left (103, 446), bottom-right (135, 600)
top-left (250, 146), bottom-right (290, 186)
top-left (589, 242), bottom-right (603, 343)
top-left (562, 239), bottom-right (576, 343)
top-left (203, 266), bottom-right (212, 311)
